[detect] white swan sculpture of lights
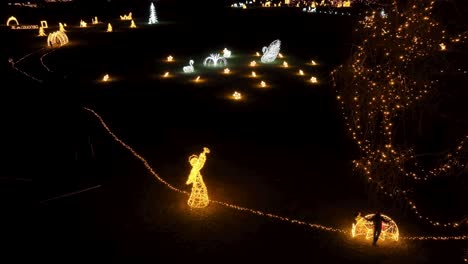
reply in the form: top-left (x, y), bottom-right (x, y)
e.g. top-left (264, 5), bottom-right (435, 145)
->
top-left (203, 53), bottom-right (227, 67)
top-left (261, 39), bottom-right (281, 63)
top-left (183, 60), bottom-right (195, 73)
top-left (47, 31), bottom-right (69, 47)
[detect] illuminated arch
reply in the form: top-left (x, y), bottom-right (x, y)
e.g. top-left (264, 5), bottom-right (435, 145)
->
top-left (6, 16), bottom-right (19, 26)
top-left (352, 214), bottom-right (399, 241)
top-left (47, 31), bottom-right (69, 47)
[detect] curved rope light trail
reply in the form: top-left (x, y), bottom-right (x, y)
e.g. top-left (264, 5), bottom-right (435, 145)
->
top-left (40, 49), bottom-right (56, 72)
top-left (83, 107), bottom-right (467, 241)
top-left (11, 48), bottom-right (46, 83)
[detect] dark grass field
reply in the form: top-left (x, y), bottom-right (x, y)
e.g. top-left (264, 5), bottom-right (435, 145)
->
top-left (1, 3), bottom-right (467, 263)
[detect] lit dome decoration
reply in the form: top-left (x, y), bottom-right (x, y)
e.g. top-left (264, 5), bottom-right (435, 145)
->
top-left (186, 147), bottom-right (210, 208)
top-left (203, 53), bottom-right (227, 67)
top-left (352, 214), bottom-right (399, 242)
top-left (47, 31), bottom-right (69, 47)
top-left (261, 39), bottom-right (281, 63)
top-left (183, 60), bottom-right (195, 73)
top-left (6, 16), bottom-right (19, 26)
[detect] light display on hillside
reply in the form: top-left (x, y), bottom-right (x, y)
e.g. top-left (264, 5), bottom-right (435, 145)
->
top-left (186, 147), bottom-right (211, 208)
top-left (352, 213), bottom-right (399, 241)
top-left (231, 91), bottom-right (242, 100)
top-left (47, 31), bottom-right (68, 47)
top-left (261, 39), bottom-right (281, 63)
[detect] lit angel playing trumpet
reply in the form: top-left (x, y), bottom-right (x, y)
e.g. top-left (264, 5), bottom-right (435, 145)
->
top-left (186, 147), bottom-right (210, 208)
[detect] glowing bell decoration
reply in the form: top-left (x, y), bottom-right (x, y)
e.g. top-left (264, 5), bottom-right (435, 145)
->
top-left (352, 214), bottom-right (399, 242)
top-left (186, 147), bottom-right (211, 208)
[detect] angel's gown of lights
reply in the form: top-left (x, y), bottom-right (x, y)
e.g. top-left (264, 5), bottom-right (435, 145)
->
top-left (186, 148), bottom-right (210, 208)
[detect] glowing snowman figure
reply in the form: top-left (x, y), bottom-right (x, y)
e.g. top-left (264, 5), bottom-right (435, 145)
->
top-left (261, 39), bottom-right (281, 63)
top-left (183, 60), bottom-right (195, 73)
top-left (223, 48), bottom-right (232, 58)
top-left (186, 147), bottom-right (211, 208)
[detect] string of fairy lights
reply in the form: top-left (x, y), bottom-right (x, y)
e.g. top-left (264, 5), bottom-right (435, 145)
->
top-left (331, 0), bottom-right (468, 229)
top-left (40, 49), bottom-right (56, 72)
top-left (83, 106), bottom-right (467, 241)
top-left (11, 48), bottom-right (46, 83)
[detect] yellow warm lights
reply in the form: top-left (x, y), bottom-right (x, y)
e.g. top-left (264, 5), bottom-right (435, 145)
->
top-left (311, 60), bottom-right (317, 66)
top-left (260, 81), bottom-right (267, 88)
top-left (439, 43), bottom-right (446, 51)
top-left (167, 55), bottom-right (173, 62)
top-left (107, 23), bottom-right (112, 32)
top-left (194, 76), bottom-right (201, 82)
top-left (80, 20), bottom-right (87, 27)
top-left (283, 61), bottom-right (288, 68)
top-left (38, 27), bottom-right (46, 37)
top-left (278, 53), bottom-right (284, 58)
top-left (130, 20), bottom-right (136, 28)
top-left (255, 52), bottom-right (260, 57)
top-left (223, 68), bottom-right (230, 74)
top-left (163, 72), bottom-right (169, 77)
top-left (298, 69), bottom-right (304, 75)
top-left (251, 71), bottom-right (257, 77)
top-left (310, 76), bottom-right (318, 83)
top-left (186, 147), bottom-right (210, 208)
top-left (102, 74), bottom-right (109, 82)
top-left (352, 214), bottom-right (399, 242)
top-left (6, 16), bottom-right (19, 26)
top-left (232, 91), bottom-right (242, 100)
top-left (250, 60), bottom-right (257, 67)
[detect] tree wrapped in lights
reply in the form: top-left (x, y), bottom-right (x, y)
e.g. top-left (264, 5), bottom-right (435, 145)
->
top-left (186, 147), bottom-right (210, 208)
top-left (332, 0), bottom-right (468, 228)
top-left (148, 2), bottom-right (158, 24)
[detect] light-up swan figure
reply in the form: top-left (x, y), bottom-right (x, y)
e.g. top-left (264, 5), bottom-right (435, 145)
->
top-left (260, 39), bottom-right (281, 63)
top-left (203, 53), bottom-right (227, 67)
top-left (183, 60), bottom-right (195, 73)
top-left (47, 31), bottom-right (68, 47)
top-left (352, 213), bottom-right (399, 242)
top-left (6, 16), bottom-right (19, 26)
top-left (186, 147), bottom-right (210, 208)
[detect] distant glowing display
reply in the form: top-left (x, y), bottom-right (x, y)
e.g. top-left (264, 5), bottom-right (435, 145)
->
top-left (261, 39), bottom-right (281, 63)
top-left (40, 21), bottom-right (48, 28)
top-left (120, 12), bottom-right (132, 20)
top-left (186, 147), bottom-right (210, 208)
top-left (232, 91), bottom-right (242, 100)
top-left (260, 81), bottom-right (266, 87)
top-left (107, 23), bottom-right (112, 32)
top-left (148, 2), bottom-right (158, 24)
top-left (92, 17), bottom-right (99, 24)
top-left (163, 72), bottom-right (169, 77)
top-left (6, 16), bottom-right (19, 26)
top-left (310, 76), bottom-right (318, 83)
top-left (38, 27), bottom-right (46, 36)
top-left (223, 48), bottom-right (232, 58)
top-left (283, 61), bottom-right (289, 68)
top-left (250, 61), bottom-right (257, 67)
top-left (102, 74), bottom-right (109, 82)
top-left (166, 55), bottom-right (173, 62)
top-left (352, 214), bottom-right (399, 242)
top-left (298, 69), bottom-right (304, 75)
top-left (311, 60), bottom-right (317, 65)
top-left (80, 20), bottom-right (87, 27)
top-left (223, 68), bottom-right (230, 74)
top-left (183, 60), bottom-right (195, 73)
top-left (251, 71), bottom-right (257, 77)
top-left (203, 53), bottom-right (227, 67)
top-left (59, 22), bottom-right (65, 32)
top-left (130, 20), bottom-right (136, 28)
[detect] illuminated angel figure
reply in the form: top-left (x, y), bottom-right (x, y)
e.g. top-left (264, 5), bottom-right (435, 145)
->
top-left (186, 147), bottom-right (210, 208)
top-left (203, 53), bottom-right (227, 67)
top-left (261, 39), bottom-right (281, 63)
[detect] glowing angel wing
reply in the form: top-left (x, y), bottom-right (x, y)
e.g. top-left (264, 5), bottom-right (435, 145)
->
top-left (261, 39), bottom-right (281, 63)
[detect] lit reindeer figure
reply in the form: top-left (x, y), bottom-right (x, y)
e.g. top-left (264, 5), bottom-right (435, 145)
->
top-left (183, 60), bottom-right (195, 73)
top-left (186, 147), bottom-right (210, 208)
top-left (203, 53), bottom-right (227, 67)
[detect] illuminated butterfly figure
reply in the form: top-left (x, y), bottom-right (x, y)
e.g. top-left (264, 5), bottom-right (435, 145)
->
top-left (186, 147), bottom-right (210, 208)
top-left (203, 53), bottom-right (227, 67)
top-left (261, 39), bottom-right (281, 63)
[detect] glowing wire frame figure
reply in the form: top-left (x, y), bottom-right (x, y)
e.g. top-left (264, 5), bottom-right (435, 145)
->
top-left (186, 147), bottom-right (211, 208)
top-left (351, 213), bottom-right (399, 242)
top-left (47, 31), bottom-right (68, 47)
top-left (203, 53), bottom-right (227, 67)
top-left (183, 60), bottom-right (195, 73)
top-left (261, 39), bottom-right (281, 63)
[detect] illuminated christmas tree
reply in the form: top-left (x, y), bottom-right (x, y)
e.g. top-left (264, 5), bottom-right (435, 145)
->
top-left (148, 2), bottom-right (158, 24)
top-left (186, 147), bottom-right (210, 208)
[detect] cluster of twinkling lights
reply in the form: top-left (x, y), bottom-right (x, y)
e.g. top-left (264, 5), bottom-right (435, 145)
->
top-left (81, 106), bottom-right (467, 241)
top-left (331, 0), bottom-right (468, 229)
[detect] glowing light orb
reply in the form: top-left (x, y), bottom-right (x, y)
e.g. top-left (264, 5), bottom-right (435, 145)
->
top-left (183, 60), bottom-right (195, 73)
top-left (298, 69), bottom-right (304, 75)
top-left (186, 147), bottom-right (210, 209)
top-left (250, 61), bottom-right (257, 67)
top-left (311, 60), bottom-right (317, 65)
top-left (47, 31), bottom-right (68, 47)
top-left (107, 23), bottom-right (113, 32)
top-left (38, 27), bottom-right (46, 37)
top-left (232, 91), bottom-right (242, 100)
top-left (251, 71), bottom-right (257, 77)
top-left (261, 39), bottom-right (281, 63)
top-left (310, 76), bottom-right (318, 83)
top-left (80, 20), bottom-right (87, 28)
top-left (130, 20), bottom-right (136, 28)
top-left (283, 61), bottom-right (289, 68)
top-left (167, 55), bottom-right (173, 62)
top-left (223, 48), bottom-right (232, 58)
top-left (6, 16), bottom-right (19, 26)
top-left (223, 68), bottom-right (230, 74)
top-left (260, 81), bottom-right (266, 87)
top-left (351, 214), bottom-right (399, 242)
top-left (440, 43), bottom-right (446, 51)
top-left (203, 53), bottom-right (227, 67)
top-left (59, 23), bottom-right (65, 32)
top-left (163, 72), bottom-right (169, 77)
top-left (102, 74), bottom-right (109, 82)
